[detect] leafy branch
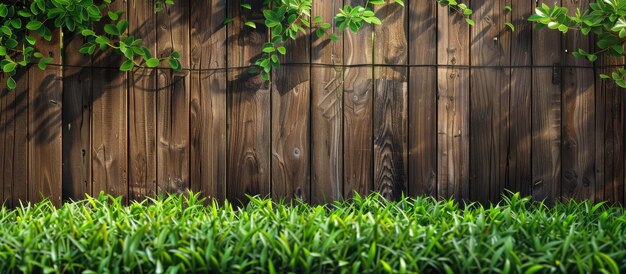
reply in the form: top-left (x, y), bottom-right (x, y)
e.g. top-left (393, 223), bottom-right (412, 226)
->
top-left (0, 0), bottom-right (179, 90)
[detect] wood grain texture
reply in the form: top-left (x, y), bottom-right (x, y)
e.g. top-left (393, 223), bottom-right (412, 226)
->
top-left (311, 0), bottom-right (343, 204)
top-left (227, 0), bottom-right (271, 203)
top-left (190, 0), bottom-right (227, 201)
top-left (508, 0), bottom-right (533, 197)
top-left (29, 30), bottom-right (62, 206)
top-left (92, 0), bottom-right (128, 202)
top-left (62, 34), bottom-right (92, 201)
top-left (437, 6), bottom-right (470, 201)
top-left (532, 0), bottom-right (562, 205)
top-left (408, 0), bottom-right (437, 197)
top-left (128, 0), bottom-right (157, 201)
top-left (272, 14), bottom-right (311, 202)
top-left (561, 0), bottom-right (596, 202)
top-left (344, 0), bottom-right (373, 198)
top-left (372, 1), bottom-right (408, 200)
top-left (562, 0), bottom-right (596, 200)
top-left (470, 0), bottom-right (511, 204)
top-left (597, 54), bottom-right (625, 204)
top-left (157, 0), bottom-right (191, 194)
top-left (0, 71), bottom-right (28, 207)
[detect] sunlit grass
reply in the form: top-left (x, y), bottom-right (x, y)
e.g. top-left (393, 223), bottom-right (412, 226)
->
top-left (0, 192), bottom-right (624, 273)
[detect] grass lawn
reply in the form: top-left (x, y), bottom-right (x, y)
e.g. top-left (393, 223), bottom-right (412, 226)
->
top-left (0, 193), bottom-right (625, 273)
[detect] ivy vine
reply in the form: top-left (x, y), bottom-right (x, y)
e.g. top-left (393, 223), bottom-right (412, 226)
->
top-left (1, 0), bottom-right (626, 89)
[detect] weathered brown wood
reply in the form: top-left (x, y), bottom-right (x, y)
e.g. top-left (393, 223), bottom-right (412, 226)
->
top-left (508, 0), bottom-right (533, 197)
top-left (227, 0), bottom-right (271, 203)
top-left (272, 20), bottom-right (311, 201)
top-left (470, 0), bottom-right (511, 204)
top-left (311, 0), bottom-right (344, 203)
top-left (598, 54), bottom-right (625, 204)
top-left (408, 0), bottom-right (437, 197)
top-left (372, 2), bottom-right (408, 200)
top-left (344, 0), bottom-right (373, 198)
top-left (0, 71), bottom-right (26, 206)
top-left (190, 0), bottom-right (227, 201)
top-left (29, 30), bottom-right (62, 206)
top-left (92, 0), bottom-right (128, 201)
top-left (561, 0), bottom-right (595, 201)
top-left (437, 5), bottom-right (470, 201)
top-left (62, 34), bottom-right (92, 201)
top-left (532, 0), bottom-right (562, 205)
top-left (128, 0), bottom-right (157, 201)
top-left (157, 0), bottom-right (191, 194)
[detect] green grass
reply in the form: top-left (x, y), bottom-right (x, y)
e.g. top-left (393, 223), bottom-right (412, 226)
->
top-left (0, 193), bottom-right (625, 273)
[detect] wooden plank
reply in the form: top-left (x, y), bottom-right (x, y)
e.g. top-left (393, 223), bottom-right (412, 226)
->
top-left (157, 0), bottom-right (191, 194)
top-left (271, 19), bottom-right (311, 201)
top-left (598, 54), bottom-right (625, 204)
top-left (372, 2), bottom-right (408, 200)
top-left (0, 72), bottom-right (25, 206)
top-left (408, 0), bottom-right (437, 197)
top-left (561, 4), bottom-right (595, 201)
top-left (28, 30), bottom-right (62, 206)
top-left (311, 0), bottom-right (343, 203)
top-left (272, 65), bottom-right (310, 202)
top-left (62, 33), bottom-right (92, 202)
top-left (508, 0), bottom-right (533, 197)
top-left (532, 0), bottom-right (562, 205)
top-left (227, 1), bottom-right (271, 202)
top-left (190, 0), bottom-right (227, 201)
top-left (344, 0), bottom-right (373, 198)
top-left (469, 0), bottom-right (511, 204)
top-left (92, 0), bottom-right (128, 201)
top-left (437, 5), bottom-right (470, 201)
top-left (128, 0), bottom-right (157, 200)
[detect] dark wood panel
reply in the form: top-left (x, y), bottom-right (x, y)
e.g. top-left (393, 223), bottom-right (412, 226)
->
top-left (408, 0), bottom-right (437, 197)
top-left (508, 0), bottom-right (533, 197)
top-left (532, 0), bottom-right (562, 205)
top-left (272, 12), bottom-right (311, 201)
top-left (227, 0), bottom-right (271, 203)
top-left (190, 0), bottom-right (227, 201)
top-left (373, 1), bottom-right (408, 200)
top-left (28, 30), bottom-right (62, 207)
top-left (128, 0), bottom-right (157, 201)
top-left (598, 54), bottom-right (625, 204)
top-left (561, 0), bottom-right (595, 202)
top-left (470, 0), bottom-right (511, 204)
top-left (62, 34), bottom-right (92, 202)
top-left (311, 0), bottom-right (343, 204)
top-left (0, 70), bottom-right (27, 207)
top-left (157, 0), bottom-right (191, 194)
top-left (437, 6), bottom-right (469, 201)
top-left (344, 0), bottom-right (373, 198)
top-left (91, 0), bottom-right (128, 202)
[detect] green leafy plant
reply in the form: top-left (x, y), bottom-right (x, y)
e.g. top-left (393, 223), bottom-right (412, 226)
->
top-left (0, 0), bottom-right (179, 90)
top-left (235, 0), bottom-right (405, 81)
top-left (529, 1), bottom-right (626, 87)
top-left (1, 192), bottom-right (625, 273)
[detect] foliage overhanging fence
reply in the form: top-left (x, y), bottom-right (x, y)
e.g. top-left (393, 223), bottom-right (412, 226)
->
top-left (1, 0), bottom-right (626, 207)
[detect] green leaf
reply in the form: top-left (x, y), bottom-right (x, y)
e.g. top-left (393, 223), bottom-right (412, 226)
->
top-left (241, 3), bottom-right (252, 10)
top-left (104, 24), bottom-right (120, 36)
top-left (2, 62), bottom-right (17, 73)
top-left (277, 47), bottom-right (286, 55)
top-left (466, 18), bottom-right (475, 26)
top-left (245, 21), bottom-right (257, 29)
top-left (146, 58), bottom-right (160, 67)
top-left (505, 22), bottom-right (515, 32)
top-left (0, 4), bottom-right (7, 17)
top-left (7, 77), bottom-right (16, 90)
top-left (120, 60), bottom-right (134, 71)
top-left (26, 20), bottom-right (43, 30)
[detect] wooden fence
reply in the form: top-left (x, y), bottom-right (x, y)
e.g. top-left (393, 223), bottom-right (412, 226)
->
top-left (1, 0), bottom-right (625, 207)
